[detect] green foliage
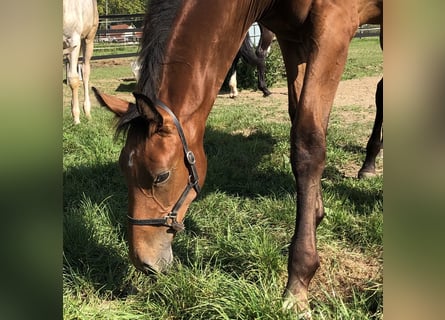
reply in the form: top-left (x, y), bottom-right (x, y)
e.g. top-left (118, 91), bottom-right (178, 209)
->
top-left (96, 0), bottom-right (146, 15)
top-left (342, 37), bottom-right (383, 80)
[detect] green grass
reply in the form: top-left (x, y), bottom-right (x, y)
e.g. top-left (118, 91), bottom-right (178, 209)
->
top-left (342, 37), bottom-right (382, 80)
top-left (63, 37), bottom-right (382, 319)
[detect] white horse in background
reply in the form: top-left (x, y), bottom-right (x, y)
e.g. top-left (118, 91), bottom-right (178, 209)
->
top-left (63, 0), bottom-right (99, 124)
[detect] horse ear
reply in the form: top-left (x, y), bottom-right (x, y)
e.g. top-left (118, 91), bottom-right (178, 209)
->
top-left (133, 92), bottom-right (163, 126)
top-left (92, 87), bottom-right (131, 117)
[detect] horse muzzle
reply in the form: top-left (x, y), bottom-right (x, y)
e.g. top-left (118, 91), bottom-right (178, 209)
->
top-left (130, 242), bottom-right (174, 275)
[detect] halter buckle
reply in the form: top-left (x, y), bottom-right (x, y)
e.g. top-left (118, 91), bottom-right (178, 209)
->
top-left (186, 150), bottom-right (196, 164)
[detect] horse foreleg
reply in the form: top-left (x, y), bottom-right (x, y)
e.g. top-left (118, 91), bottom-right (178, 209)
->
top-left (358, 77), bottom-right (383, 178)
top-left (227, 54), bottom-right (240, 98)
top-left (358, 26), bottom-right (383, 178)
top-left (228, 70), bottom-right (238, 98)
top-left (279, 10), bottom-right (356, 317)
top-left (67, 40), bottom-right (81, 125)
top-left (256, 24), bottom-right (274, 97)
top-left (255, 49), bottom-right (271, 97)
top-left (278, 38), bottom-right (321, 317)
top-left (82, 35), bottom-right (95, 120)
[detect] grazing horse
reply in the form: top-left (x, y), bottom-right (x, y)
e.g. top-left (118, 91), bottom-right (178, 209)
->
top-left (63, 0), bottom-right (99, 124)
top-left (93, 0), bottom-right (383, 316)
top-left (227, 26), bottom-right (274, 98)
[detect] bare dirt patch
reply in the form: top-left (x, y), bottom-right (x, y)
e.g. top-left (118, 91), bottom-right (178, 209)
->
top-left (334, 76), bottom-right (381, 109)
top-left (91, 57), bottom-right (135, 68)
top-left (216, 75), bottom-right (382, 137)
top-left (313, 244), bottom-right (382, 302)
top-left (216, 75), bottom-right (383, 178)
top-left (219, 75), bottom-right (380, 106)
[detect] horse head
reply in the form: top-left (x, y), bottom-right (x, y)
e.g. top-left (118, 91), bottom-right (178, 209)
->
top-left (93, 87), bottom-right (203, 274)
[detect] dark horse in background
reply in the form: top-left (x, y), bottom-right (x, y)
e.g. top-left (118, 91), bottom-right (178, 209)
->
top-left (227, 24), bottom-right (275, 98)
top-left (93, 0), bottom-right (383, 317)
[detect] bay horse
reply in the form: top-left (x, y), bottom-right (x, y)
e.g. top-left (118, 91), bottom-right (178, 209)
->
top-left (227, 25), bottom-right (275, 98)
top-left (63, 0), bottom-right (99, 124)
top-left (93, 0), bottom-right (383, 316)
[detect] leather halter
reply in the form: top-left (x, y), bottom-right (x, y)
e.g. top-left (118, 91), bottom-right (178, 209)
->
top-left (127, 101), bottom-right (201, 232)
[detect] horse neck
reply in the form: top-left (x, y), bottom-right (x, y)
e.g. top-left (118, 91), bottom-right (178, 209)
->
top-left (156, 2), bottom-right (256, 140)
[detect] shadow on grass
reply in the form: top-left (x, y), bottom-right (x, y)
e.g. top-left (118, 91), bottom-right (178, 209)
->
top-left (202, 127), bottom-right (295, 197)
top-left (341, 142), bottom-right (367, 155)
top-left (323, 164), bottom-right (383, 216)
top-left (63, 161), bottom-right (133, 298)
top-left (324, 140), bottom-right (383, 215)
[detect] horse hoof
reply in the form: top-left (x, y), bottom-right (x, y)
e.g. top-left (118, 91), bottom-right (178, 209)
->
top-left (358, 170), bottom-right (376, 179)
top-left (263, 91), bottom-right (272, 97)
top-left (282, 294), bottom-right (312, 319)
top-left (297, 310), bottom-right (313, 320)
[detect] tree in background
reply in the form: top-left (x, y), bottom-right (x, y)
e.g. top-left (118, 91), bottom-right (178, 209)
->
top-left (96, 0), bottom-right (147, 15)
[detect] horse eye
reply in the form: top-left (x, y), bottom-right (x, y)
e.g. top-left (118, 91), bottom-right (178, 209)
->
top-left (154, 171), bottom-right (170, 185)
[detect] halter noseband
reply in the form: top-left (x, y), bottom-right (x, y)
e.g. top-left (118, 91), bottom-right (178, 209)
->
top-left (127, 101), bottom-right (201, 232)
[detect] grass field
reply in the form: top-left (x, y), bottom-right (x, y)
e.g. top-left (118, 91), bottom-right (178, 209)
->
top-left (63, 37), bottom-right (383, 319)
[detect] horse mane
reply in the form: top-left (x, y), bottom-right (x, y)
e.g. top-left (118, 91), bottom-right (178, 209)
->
top-left (115, 0), bottom-right (182, 138)
top-left (137, 0), bottom-right (182, 99)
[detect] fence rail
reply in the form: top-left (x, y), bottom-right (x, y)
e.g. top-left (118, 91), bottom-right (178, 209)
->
top-left (66, 14), bottom-right (380, 63)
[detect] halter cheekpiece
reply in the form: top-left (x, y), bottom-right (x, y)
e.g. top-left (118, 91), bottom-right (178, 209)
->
top-left (127, 100), bottom-right (200, 232)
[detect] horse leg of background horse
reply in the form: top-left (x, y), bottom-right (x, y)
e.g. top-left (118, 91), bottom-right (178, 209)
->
top-left (67, 36), bottom-right (82, 125)
top-left (277, 13), bottom-right (356, 317)
top-left (358, 77), bottom-right (383, 178)
top-left (256, 25), bottom-right (274, 97)
top-left (228, 70), bottom-right (238, 98)
top-left (81, 27), bottom-right (97, 121)
top-left (255, 55), bottom-right (271, 97)
top-left (358, 26), bottom-right (383, 178)
top-left (228, 54), bottom-right (241, 98)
